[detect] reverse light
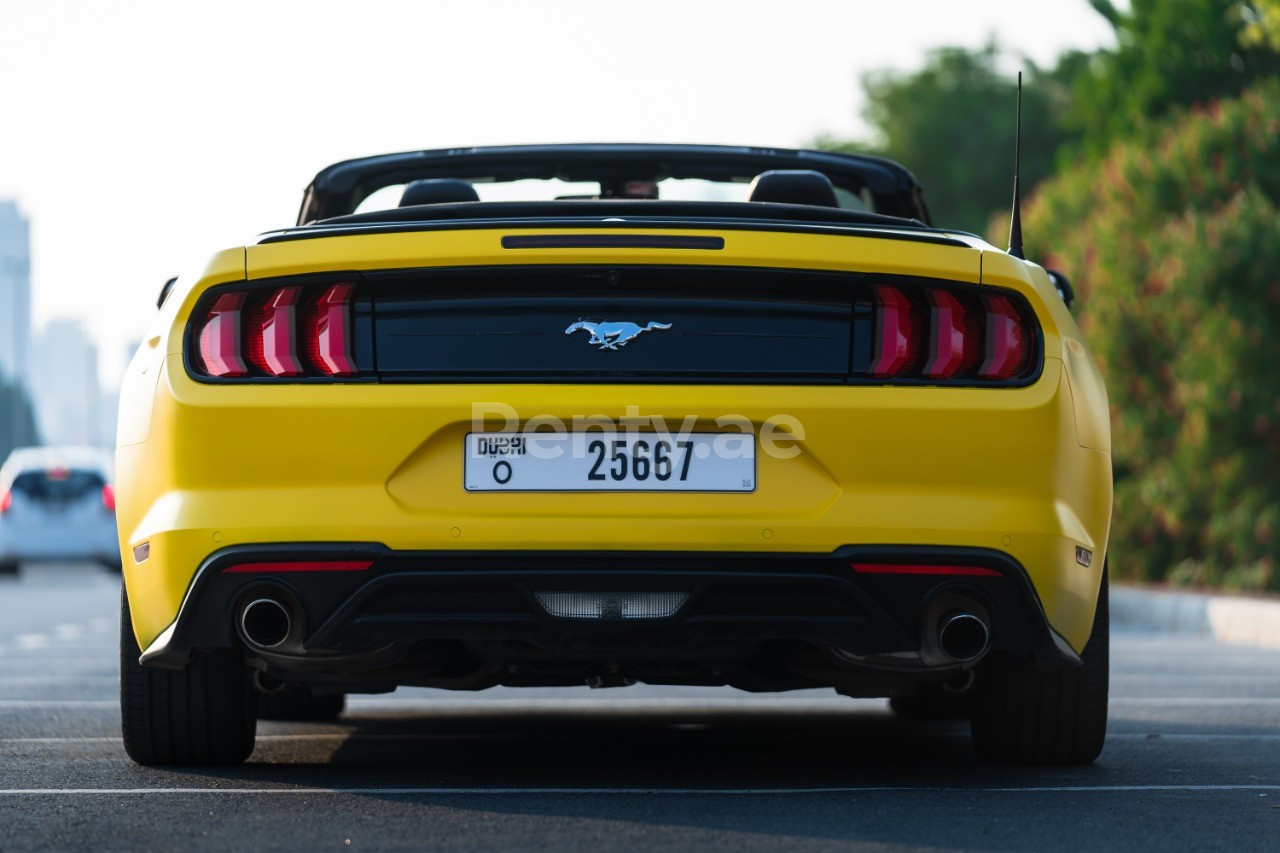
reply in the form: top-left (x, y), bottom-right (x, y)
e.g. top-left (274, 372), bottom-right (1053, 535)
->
top-left (101, 484), bottom-right (115, 512)
top-left (195, 292), bottom-right (249, 377)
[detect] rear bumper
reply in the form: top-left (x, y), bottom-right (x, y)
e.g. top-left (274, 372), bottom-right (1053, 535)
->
top-left (139, 544), bottom-right (1080, 688)
top-left (118, 357), bottom-right (1111, 654)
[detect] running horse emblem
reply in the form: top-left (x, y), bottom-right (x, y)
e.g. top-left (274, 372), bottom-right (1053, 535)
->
top-left (564, 319), bottom-right (673, 350)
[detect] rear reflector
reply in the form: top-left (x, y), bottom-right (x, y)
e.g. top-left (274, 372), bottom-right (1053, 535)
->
top-left (222, 560), bottom-right (373, 573)
top-left (195, 292), bottom-right (249, 377)
top-left (851, 563), bottom-right (1001, 577)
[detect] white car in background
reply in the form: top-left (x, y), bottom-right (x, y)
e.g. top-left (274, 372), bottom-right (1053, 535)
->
top-left (0, 447), bottom-right (121, 574)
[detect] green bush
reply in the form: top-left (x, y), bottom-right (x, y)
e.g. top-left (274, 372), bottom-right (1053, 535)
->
top-left (1021, 81), bottom-right (1280, 591)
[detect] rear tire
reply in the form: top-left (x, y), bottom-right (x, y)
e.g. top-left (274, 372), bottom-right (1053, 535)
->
top-left (258, 684), bottom-right (346, 721)
top-left (119, 590), bottom-right (256, 765)
top-left (970, 567), bottom-right (1109, 765)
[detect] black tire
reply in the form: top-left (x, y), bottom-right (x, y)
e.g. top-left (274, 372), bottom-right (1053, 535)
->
top-left (119, 590), bottom-right (257, 765)
top-left (0, 560), bottom-right (18, 576)
top-left (890, 684), bottom-right (974, 720)
top-left (257, 684), bottom-right (346, 721)
top-left (970, 567), bottom-right (1109, 765)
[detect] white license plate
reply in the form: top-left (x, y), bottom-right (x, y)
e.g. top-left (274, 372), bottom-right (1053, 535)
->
top-left (464, 433), bottom-right (756, 492)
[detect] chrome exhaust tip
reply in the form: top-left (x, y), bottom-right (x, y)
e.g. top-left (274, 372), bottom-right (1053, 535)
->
top-left (239, 598), bottom-right (292, 649)
top-left (937, 612), bottom-right (991, 663)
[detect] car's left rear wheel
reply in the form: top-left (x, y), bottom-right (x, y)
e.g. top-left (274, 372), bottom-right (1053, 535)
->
top-left (119, 591), bottom-right (257, 765)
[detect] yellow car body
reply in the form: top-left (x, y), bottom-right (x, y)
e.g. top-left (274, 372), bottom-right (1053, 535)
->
top-left (116, 145), bottom-right (1111, 766)
top-left (119, 231), bottom-right (1110, 652)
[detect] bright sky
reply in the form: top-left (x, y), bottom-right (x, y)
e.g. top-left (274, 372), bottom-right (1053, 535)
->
top-left (0, 0), bottom-right (1118, 384)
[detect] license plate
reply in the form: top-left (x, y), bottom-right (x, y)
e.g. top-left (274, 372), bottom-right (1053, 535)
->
top-left (464, 433), bottom-right (756, 492)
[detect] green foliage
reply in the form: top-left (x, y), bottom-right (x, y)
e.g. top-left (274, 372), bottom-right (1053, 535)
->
top-left (1240, 0), bottom-right (1280, 50)
top-left (0, 376), bottom-right (40, 461)
top-left (814, 43), bottom-right (1074, 234)
top-left (1024, 82), bottom-right (1280, 591)
top-left (1068, 0), bottom-right (1280, 155)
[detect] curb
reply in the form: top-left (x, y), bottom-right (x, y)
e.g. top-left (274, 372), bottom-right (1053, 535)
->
top-left (1111, 585), bottom-right (1280, 650)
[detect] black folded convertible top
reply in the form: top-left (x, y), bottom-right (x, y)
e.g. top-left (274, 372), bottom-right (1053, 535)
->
top-left (296, 143), bottom-right (932, 225)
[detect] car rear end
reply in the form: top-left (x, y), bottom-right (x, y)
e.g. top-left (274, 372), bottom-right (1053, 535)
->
top-left (118, 220), bottom-right (1110, 750)
top-left (0, 448), bottom-right (121, 572)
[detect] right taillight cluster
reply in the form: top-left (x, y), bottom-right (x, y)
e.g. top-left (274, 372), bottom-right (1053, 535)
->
top-left (190, 283), bottom-right (361, 379)
top-left (856, 284), bottom-right (1037, 384)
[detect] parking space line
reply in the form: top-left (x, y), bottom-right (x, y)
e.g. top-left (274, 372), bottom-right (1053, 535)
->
top-left (0, 785), bottom-right (1277, 796)
top-left (4, 732), bottom-right (1280, 745)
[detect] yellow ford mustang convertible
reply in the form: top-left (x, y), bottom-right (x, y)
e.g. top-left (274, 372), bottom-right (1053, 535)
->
top-left (117, 144), bottom-right (1111, 765)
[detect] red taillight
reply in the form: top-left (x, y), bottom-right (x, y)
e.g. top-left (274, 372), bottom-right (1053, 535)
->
top-left (222, 560), bottom-right (373, 573)
top-left (870, 285), bottom-right (921, 377)
top-left (864, 285), bottom-right (1032, 383)
top-left (190, 282), bottom-right (361, 380)
top-left (978, 294), bottom-right (1028, 380)
top-left (923, 289), bottom-right (966, 379)
top-left (0, 490), bottom-right (11, 513)
top-left (851, 563), bottom-right (1001, 577)
top-left (101, 484), bottom-right (115, 512)
top-left (196, 292), bottom-right (249, 377)
top-left (304, 284), bottom-right (358, 377)
top-left (246, 287), bottom-right (305, 377)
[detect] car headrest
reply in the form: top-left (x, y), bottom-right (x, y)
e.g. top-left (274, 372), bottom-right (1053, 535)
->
top-left (399, 179), bottom-right (480, 206)
top-left (746, 170), bottom-right (839, 208)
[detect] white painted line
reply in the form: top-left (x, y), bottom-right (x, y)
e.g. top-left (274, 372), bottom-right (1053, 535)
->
top-left (0, 785), bottom-right (1277, 796)
top-left (13, 634), bottom-right (48, 650)
top-left (0, 700), bottom-right (115, 708)
top-left (2, 697), bottom-right (1279, 711)
top-left (4, 732), bottom-right (1280, 745)
top-left (52, 624), bottom-right (84, 641)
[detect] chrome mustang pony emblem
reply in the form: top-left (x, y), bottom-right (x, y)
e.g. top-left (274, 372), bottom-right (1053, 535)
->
top-left (564, 319), bottom-right (672, 350)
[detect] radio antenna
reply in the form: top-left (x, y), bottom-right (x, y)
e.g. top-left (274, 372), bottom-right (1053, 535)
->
top-left (1007, 71), bottom-right (1025, 259)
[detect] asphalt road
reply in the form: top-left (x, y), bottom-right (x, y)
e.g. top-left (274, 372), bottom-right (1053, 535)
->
top-left (1, 564), bottom-right (1277, 852)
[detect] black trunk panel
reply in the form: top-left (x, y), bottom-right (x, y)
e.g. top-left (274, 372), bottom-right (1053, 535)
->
top-left (371, 267), bottom-right (860, 382)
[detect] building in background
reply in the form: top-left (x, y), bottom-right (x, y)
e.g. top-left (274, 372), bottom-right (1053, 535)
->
top-left (0, 200), bottom-right (31, 388)
top-left (30, 320), bottom-right (105, 447)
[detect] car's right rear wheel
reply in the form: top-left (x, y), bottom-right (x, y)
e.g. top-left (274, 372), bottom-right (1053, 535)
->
top-left (119, 591), bottom-right (256, 765)
top-left (969, 567), bottom-right (1109, 765)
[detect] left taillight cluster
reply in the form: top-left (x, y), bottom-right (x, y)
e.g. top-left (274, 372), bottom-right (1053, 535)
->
top-left (190, 283), bottom-right (362, 379)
